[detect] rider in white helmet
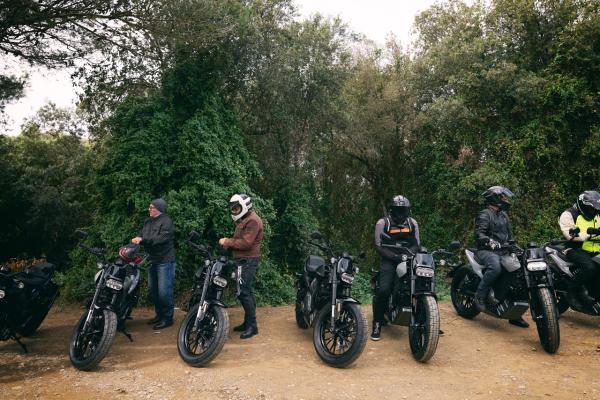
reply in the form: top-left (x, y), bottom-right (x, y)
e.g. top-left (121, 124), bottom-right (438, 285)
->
top-left (219, 193), bottom-right (264, 339)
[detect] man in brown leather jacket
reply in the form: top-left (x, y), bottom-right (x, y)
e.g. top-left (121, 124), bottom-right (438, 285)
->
top-left (219, 193), bottom-right (263, 339)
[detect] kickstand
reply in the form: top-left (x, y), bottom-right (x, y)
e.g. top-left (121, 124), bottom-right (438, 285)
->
top-left (13, 335), bottom-right (28, 353)
top-left (120, 329), bottom-right (134, 342)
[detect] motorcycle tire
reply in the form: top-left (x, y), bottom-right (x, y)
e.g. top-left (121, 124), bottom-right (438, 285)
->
top-left (177, 303), bottom-right (229, 367)
top-left (409, 295), bottom-right (440, 363)
top-left (532, 287), bottom-right (560, 354)
top-left (69, 308), bottom-right (118, 371)
top-left (451, 266), bottom-right (481, 319)
top-left (313, 302), bottom-right (367, 368)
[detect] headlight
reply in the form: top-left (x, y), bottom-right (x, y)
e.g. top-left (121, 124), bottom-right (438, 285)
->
top-left (0, 290), bottom-right (5, 299)
top-left (213, 276), bottom-right (227, 288)
top-left (340, 273), bottom-right (354, 284)
top-left (106, 278), bottom-right (123, 290)
top-left (415, 267), bottom-right (434, 278)
top-left (527, 261), bottom-right (547, 271)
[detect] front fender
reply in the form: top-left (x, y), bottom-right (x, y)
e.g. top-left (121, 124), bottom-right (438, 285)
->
top-left (336, 297), bottom-right (361, 305)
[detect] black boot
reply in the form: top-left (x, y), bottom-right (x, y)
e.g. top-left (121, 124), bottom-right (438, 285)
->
top-left (474, 294), bottom-right (486, 312)
top-left (240, 326), bottom-right (258, 339)
top-left (146, 315), bottom-right (161, 325)
top-left (508, 318), bottom-right (529, 328)
top-left (233, 323), bottom-right (246, 332)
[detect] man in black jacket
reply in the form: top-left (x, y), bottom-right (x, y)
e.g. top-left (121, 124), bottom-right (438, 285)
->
top-left (132, 198), bottom-right (176, 329)
top-left (371, 195), bottom-right (421, 341)
top-left (474, 186), bottom-right (528, 328)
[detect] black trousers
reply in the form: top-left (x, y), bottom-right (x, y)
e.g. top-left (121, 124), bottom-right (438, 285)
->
top-left (372, 260), bottom-right (396, 323)
top-left (236, 258), bottom-right (259, 329)
top-left (567, 248), bottom-right (599, 285)
top-left (476, 250), bottom-right (503, 298)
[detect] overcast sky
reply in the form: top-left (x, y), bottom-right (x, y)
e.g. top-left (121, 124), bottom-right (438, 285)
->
top-left (2, 0), bottom-right (440, 135)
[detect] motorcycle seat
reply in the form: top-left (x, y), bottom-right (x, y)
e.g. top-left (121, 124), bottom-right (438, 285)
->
top-left (304, 255), bottom-right (325, 276)
top-left (15, 263), bottom-right (55, 287)
top-left (465, 249), bottom-right (485, 278)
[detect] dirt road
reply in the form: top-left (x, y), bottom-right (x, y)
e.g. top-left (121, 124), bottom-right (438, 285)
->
top-left (1, 303), bottom-right (600, 400)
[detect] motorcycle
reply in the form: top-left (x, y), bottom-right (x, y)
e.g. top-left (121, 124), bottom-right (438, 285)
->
top-left (373, 242), bottom-right (448, 362)
top-left (69, 230), bottom-right (147, 370)
top-left (544, 227), bottom-right (600, 316)
top-left (0, 262), bottom-right (60, 352)
top-left (177, 231), bottom-right (234, 367)
top-left (295, 231), bottom-right (368, 368)
top-left (449, 241), bottom-right (560, 354)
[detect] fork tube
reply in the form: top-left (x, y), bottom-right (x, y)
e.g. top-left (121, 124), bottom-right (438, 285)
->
top-left (194, 263), bottom-right (212, 327)
top-left (83, 269), bottom-right (105, 332)
top-left (330, 260), bottom-right (338, 331)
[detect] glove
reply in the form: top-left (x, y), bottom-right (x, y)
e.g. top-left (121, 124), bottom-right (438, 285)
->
top-left (587, 227), bottom-right (600, 235)
top-left (488, 239), bottom-right (501, 250)
top-left (569, 227), bottom-right (581, 237)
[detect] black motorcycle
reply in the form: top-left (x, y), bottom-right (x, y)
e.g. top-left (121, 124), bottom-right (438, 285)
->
top-left (177, 231), bottom-right (233, 367)
top-left (295, 231), bottom-right (368, 368)
top-left (544, 227), bottom-right (600, 316)
top-left (373, 242), bottom-right (448, 362)
top-left (69, 230), bottom-right (147, 370)
top-left (450, 242), bottom-right (560, 354)
top-left (0, 262), bottom-right (60, 352)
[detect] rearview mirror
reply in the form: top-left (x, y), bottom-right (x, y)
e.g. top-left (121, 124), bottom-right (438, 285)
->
top-left (310, 231), bottom-right (323, 240)
top-left (358, 251), bottom-right (366, 260)
top-left (450, 240), bottom-right (461, 249)
top-left (75, 229), bottom-right (88, 239)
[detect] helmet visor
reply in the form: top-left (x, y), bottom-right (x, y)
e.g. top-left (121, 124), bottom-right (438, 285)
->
top-left (230, 202), bottom-right (242, 216)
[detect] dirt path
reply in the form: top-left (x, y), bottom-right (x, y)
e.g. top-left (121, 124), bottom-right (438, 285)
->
top-left (1, 303), bottom-right (600, 400)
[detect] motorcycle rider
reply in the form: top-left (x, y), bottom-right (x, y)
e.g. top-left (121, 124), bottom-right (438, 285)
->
top-left (558, 191), bottom-right (600, 308)
top-left (371, 195), bottom-right (420, 341)
top-left (474, 186), bottom-right (529, 328)
top-left (219, 194), bottom-right (264, 339)
top-left (131, 198), bottom-right (176, 330)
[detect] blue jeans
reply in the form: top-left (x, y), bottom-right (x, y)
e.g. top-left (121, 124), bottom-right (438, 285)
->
top-left (148, 261), bottom-right (176, 322)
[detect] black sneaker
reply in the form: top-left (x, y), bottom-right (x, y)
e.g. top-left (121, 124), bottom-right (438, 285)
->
top-left (371, 322), bottom-right (381, 341)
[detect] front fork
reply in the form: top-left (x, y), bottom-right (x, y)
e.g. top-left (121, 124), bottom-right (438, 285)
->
top-left (82, 272), bottom-right (105, 333)
top-left (193, 263), bottom-right (212, 330)
top-left (330, 267), bottom-right (338, 331)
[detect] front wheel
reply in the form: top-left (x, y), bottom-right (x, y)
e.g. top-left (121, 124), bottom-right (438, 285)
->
top-left (313, 302), bottom-right (367, 368)
top-left (177, 303), bottom-right (229, 367)
top-left (532, 287), bottom-right (560, 354)
top-left (409, 295), bottom-right (440, 363)
top-left (69, 308), bottom-right (117, 371)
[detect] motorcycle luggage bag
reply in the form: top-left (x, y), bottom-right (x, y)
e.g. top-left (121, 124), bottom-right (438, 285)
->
top-left (304, 256), bottom-right (325, 276)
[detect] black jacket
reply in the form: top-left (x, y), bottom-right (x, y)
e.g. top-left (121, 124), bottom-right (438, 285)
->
top-left (140, 213), bottom-right (176, 263)
top-left (474, 207), bottom-right (513, 250)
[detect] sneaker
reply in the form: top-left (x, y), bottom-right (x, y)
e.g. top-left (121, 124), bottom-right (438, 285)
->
top-left (371, 322), bottom-right (381, 341)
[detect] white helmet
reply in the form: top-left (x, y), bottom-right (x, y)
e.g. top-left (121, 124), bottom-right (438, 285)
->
top-left (229, 193), bottom-right (253, 221)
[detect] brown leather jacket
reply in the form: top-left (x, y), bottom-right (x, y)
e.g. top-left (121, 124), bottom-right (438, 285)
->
top-left (222, 210), bottom-right (263, 258)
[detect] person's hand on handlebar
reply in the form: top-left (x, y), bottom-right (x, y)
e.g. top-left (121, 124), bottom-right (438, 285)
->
top-left (131, 236), bottom-right (142, 245)
top-left (587, 227), bottom-right (600, 235)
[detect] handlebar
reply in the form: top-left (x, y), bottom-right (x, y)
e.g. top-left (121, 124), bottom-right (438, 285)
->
top-left (380, 243), bottom-right (416, 257)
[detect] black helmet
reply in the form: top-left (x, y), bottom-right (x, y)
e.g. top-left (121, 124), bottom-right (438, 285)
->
top-left (389, 195), bottom-right (411, 222)
top-left (576, 191), bottom-right (600, 220)
top-left (482, 186), bottom-right (514, 211)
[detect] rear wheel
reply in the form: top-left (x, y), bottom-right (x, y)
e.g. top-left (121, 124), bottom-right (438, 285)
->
top-left (313, 302), bottom-right (367, 368)
top-left (69, 309), bottom-right (117, 371)
top-left (451, 266), bottom-right (481, 319)
top-left (555, 291), bottom-right (570, 315)
top-left (177, 304), bottom-right (229, 367)
top-left (532, 287), bottom-right (560, 354)
top-left (295, 288), bottom-right (309, 329)
top-left (409, 295), bottom-right (440, 363)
